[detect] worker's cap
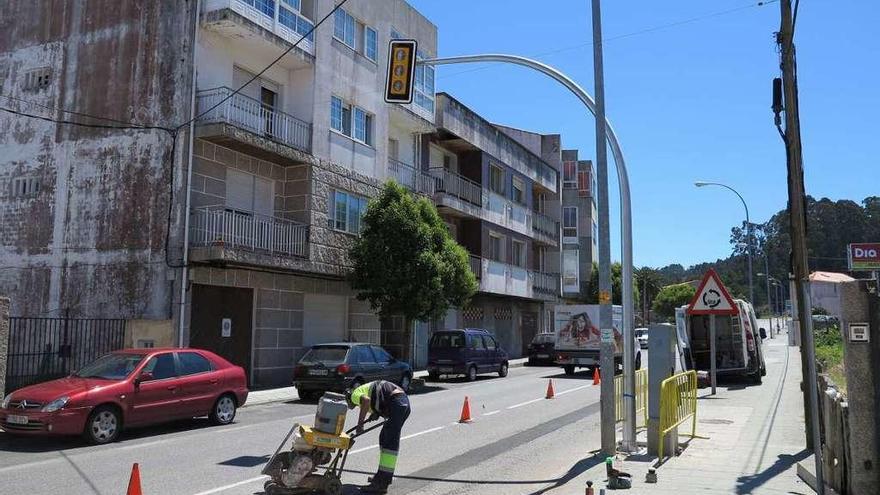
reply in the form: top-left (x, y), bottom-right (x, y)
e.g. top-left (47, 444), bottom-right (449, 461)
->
top-left (344, 388), bottom-right (356, 409)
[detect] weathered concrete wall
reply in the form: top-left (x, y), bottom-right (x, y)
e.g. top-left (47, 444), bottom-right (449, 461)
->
top-left (0, 1), bottom-right (197, 318)
top-left (125, 319), bottom-right (174, 349)
top-left (0, 297), bottom-right (9, 399)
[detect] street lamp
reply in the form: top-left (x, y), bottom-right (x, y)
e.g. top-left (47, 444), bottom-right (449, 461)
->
top-left (757, 272), bottom-right (782, 337)
top-left (694, 181), bottom-right (754, 305)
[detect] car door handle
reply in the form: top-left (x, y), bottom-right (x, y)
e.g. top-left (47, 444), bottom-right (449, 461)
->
top-left (167, 386), bottom-right (178, 391)
top-left (208, 379), bottom-right (219, 385)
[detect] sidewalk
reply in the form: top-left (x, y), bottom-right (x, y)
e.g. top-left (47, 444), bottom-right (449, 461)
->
top-left (539, 333), bottom-right (813, 494)
top-left (244, 357), bottom-right (530, 407)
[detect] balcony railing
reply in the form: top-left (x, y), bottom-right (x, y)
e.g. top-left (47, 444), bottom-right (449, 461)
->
top-left (389, 159), bottom-right (436, 196)
top-left (190, 207), bottom-right (308, 258)
top-left (196, 87), bottom-right (312, 153)
top-left (469, 256), bottom-right (558, 300)
top-left (433, 169), bottom-right (482, 206)
top-left (533, 211), bottom-right (558, 240)
top-left (533, 271), bottom-right (560, 296)
top-left (469, 255), bottom-right (482, 280)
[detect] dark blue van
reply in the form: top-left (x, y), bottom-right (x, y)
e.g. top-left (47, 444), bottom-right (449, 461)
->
top-left (426, 328), bottom-right (509, 381)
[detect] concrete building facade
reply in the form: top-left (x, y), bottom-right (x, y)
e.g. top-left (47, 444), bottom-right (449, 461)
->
top-left (559, 149), bottom-right (598, 300)
top-left (1, 0), bottom-right (565, 388)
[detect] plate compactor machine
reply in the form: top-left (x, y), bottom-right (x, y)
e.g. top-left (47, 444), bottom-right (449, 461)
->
top-left (262, 392), bottom-right (382, 495)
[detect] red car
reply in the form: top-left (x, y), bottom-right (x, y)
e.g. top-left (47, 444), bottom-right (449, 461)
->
top-left (0, 348), bottom-right (248, 444)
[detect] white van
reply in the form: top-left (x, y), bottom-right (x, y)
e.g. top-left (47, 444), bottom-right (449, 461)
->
top-left (680, 299), bottom-right (767, 384)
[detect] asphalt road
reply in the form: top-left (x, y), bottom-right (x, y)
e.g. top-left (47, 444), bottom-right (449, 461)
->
top-left (0, 363), bottom-right (609, 495)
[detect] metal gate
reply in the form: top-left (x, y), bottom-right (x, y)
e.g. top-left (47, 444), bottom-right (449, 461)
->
top-left (5, 318), bottom-right (127, 394)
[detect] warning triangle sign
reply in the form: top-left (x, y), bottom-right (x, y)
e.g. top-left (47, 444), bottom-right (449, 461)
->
top-left (686, 268), bottom-right (738, 315)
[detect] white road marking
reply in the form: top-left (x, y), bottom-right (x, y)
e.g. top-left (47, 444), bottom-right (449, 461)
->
top-left (349, 444), bottom-right (380, 454)
top-left (192, 476), bottom-right (268, 495)
top-left (483, 410), bottom-right (500, 416)
top-left (401, 426), bottom-right (443, 440)
top-left (555, 384), bottom-right (592, 396)
top-left (506, 397), bottom-right (544, 410)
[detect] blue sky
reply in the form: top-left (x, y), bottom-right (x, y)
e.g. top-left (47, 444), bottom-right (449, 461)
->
top-left (408, 0), bottom-right (879, 268)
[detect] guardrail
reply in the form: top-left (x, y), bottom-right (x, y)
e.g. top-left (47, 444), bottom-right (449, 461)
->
top-left (433, 168), bottom-right (482, 206)
top-left (389, 159), bottom-right (436, 195)
top-left (615, 368), bottom-right (648, 428)
top-left (196, 87), bottom-right (312, 153)
top-left (532, 271), bottom-right (559, 296)
top-left (190, 207), bottom-right (308, 258)
top-left (532, 211), bottom-right (558, 240)
top-left (658, 370), bottom-right (698, 459)
top-left (469, 255), bottom-right (482, 279)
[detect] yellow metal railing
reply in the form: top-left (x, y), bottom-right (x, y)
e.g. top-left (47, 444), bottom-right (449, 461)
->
top-left (658, 370), bottom-right (698, 459)
top-left (614, 368), bottom-right (648, 428)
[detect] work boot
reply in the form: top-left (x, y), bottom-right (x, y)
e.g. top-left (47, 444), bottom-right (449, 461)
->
top-left (360, 480), bottom-right (389, 494)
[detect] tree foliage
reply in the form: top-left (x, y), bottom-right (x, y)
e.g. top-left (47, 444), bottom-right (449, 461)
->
top-left (634, 266), bottom-right (662, 323)
top-left (585, 261), bottom-right (639, 306)
top-left (652, 284), bottom-right (696, 320)
top-left (349, 182), bottom-right (478, 322)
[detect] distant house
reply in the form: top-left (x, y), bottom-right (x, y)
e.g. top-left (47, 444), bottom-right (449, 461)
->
top-left (809, 271), bottom-right (855, 317)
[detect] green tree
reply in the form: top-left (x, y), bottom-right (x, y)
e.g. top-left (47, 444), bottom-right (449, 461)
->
top-left (586, 261), bottom-right (639, 306)
top-left (634, 266), bottom-right (662, 324)
top-left (652, 283), bottom-right (696, 321)
top-left (349, 182), bottom-right (478, 342)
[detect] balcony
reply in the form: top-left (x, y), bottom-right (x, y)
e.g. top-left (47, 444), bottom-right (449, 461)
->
top-left (389, 159), bottom-right (436, 196)
top-left (532, 211), bottom-right (559, 246)
top-left (432, 169), bottom-right (483, 219)
top-left (190, 207), bottom-right (308, 258)
top-left (203, 0), bottom-right (316, 59)
top-left (484, 191), bottom-right (532, 238)
top-left (470, 257), bottom-right (559, 301)
top-left (196, 87), bottom-right (312, 163)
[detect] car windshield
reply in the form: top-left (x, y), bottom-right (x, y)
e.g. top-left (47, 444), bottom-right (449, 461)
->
top-left (636, 329), bottom-right (647, 337)
top-left (430, 333), bottom-right (465, 348)
top-left (300, 346), bottom-right (349, 365)
top-left (75, 353), bottom-right (146, 380)
top-left (532, 334), bottom-right (554, 344)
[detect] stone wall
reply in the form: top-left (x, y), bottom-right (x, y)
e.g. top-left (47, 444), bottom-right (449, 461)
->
top-left (0, 297), bottom-right (9, 399)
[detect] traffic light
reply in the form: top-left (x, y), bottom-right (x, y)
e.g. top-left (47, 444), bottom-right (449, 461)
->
top-left (385, 39), bottom-right (417, 104)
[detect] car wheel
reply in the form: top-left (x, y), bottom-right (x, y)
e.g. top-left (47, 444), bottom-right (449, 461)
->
top-left (761, 364), bottom-right (767, 376)
top-left (399, 373), bottom-right (412, 392)
top-left (84, 406), bottom-right (121, 444)
top-left (466, 365), bottom-right (477, 382)
top-left (210, 394), bottom-right (237, 425)
top-left (498, 362), bottom-right (509, 378)
top-left (564, 365), bottom-right (575, 376)
top-left (427, 371), bottom-right (440, 382)
top-left (751, 371), bottom-right (763, 385)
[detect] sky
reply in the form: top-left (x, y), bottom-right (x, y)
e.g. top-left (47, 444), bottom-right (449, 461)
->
top-left (407, 0), bottom-right (879, 269)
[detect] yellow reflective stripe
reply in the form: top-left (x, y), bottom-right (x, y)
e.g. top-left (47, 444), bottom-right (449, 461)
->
top-left (379, 449), bottom-right (398, 471)
top-left (351, 382), bottom-right (372, 407)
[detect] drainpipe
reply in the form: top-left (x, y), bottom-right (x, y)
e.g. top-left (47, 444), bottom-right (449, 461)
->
top-left (178, 0), bottom-right (201, 347)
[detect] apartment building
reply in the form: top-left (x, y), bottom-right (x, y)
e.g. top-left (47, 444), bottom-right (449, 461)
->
top-left (1, 0), bottom-right (563, 388)
top-left (560, 149), bottom-right (598, 300)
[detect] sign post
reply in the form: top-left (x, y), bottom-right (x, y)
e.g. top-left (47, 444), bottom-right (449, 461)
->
top-left (687, 269), bottom-right (738, 396)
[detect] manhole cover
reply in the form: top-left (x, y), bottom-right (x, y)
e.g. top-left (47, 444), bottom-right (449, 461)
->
top-left (699, 418), bottom-right (734, 425)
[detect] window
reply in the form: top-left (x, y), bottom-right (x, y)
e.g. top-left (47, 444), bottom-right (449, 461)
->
top-left (511, 240), bottom-right (526, 268)
top-left (483, 336), bottom-right (497, 350)
top-left (353, 107), bottom-right (373, 145)
top-left (578, 170), bottom-right (590, 197)
top-left (489, 233), bottom-right (504, 262)
top-left (371, 346), bottom-right (394, 364)
top-left (226, 169), bottom-right (274, 217)
top-left (12, 177), bottom-right (40, 198)
top-left (22, 67), bottom-right (51, 91)
top-left (563, 161), bottom-right (577, 188)
top-left (136, 340), bottom-right (155, 349)
top-left (331, 96), bottom-right (371, 145)
top-left (142, 353), bottom-right (177, 380)
top-left (469, 335), bottom-right (487, 350)
top-left (563, 207), bottom-right (578, 240)
top-left (512, 177), bottom-right (525, 204)
top-left (563, 249), bottom-right (579, 292)
top-left (281, 0), bottom-right (300, 9)
top-left (414, 58), bottom-right (435, 112)
top-left (592, 172), bottom-right (598, 205)
top-left (355, 346), bottom-right (376, 364)
top-left (364, 26), bottom-right (378, 61)
top-left (250, 0), bottom-right (275, 18)
top-left (334, 8), bottom-right (356, 47)
top-left (490, 164), bottom-right (505, 195)
top-left (179, 352), bottom-right (213, 376)
top-left (330, 190), bottom-right (368, 234)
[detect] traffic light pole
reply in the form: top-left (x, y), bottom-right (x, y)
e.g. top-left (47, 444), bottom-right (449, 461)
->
top-left (419, 53), bottom-right (637, 453)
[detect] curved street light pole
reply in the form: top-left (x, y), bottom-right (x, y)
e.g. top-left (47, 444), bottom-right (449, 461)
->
top-left (695, 181), bottom-right (754, 305)
top-left (420, 54), bottom-right (637, 450)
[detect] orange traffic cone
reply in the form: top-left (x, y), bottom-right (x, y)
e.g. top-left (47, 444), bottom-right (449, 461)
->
top-left (459, 396), bottom-right (473, 423)
top-left (545, 379), bottom-right (555, 399)
top-left (127, 463), bottom-right (143, 495)
top-left (593, 368), bottom-right (601, 385)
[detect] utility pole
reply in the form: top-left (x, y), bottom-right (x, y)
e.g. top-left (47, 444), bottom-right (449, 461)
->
top-left (764, 253), bottom-right (774, 338)
top-left (777, 0), bottom-right (823, 491)
top-left (592, 0), bottom-right (616, 456)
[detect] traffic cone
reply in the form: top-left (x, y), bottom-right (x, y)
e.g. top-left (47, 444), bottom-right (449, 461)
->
top-left (126, 463), bottom-right (143, 495)
top-left (459, 396), bottom-right (472, 423)
top-left (545, 379), bottom-right (555, 399)
top-left (593, 368), bottom-right (601, 385)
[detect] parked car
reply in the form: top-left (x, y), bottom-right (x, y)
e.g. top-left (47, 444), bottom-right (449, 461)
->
top-left (635, 327), bottom-right (649, 349)
top-left (0, 348), bottom-right (248, 444)
top-left (527, 333), bottom-right (557, 365)
top-left (426, 328), bottom-right (509, 381)
top-left (293, 343), bottom-right (412, 401)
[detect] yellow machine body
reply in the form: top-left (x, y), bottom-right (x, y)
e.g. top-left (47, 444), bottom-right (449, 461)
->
top-left (299, 425), bottom-right (351, 450)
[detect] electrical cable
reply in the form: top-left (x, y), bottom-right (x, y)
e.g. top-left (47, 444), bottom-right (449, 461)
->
top-left (0, 93), bottom-right (168, 130)
top-left (0, 105), bottom-right (174, 133)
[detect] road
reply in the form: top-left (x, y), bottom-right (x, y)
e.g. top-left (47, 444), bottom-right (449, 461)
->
top-left (0, 363), bottom-right (612, 495)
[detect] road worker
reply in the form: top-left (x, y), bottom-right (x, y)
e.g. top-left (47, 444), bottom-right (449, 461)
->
top-left (346, 380), bottom-right (411, 494)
